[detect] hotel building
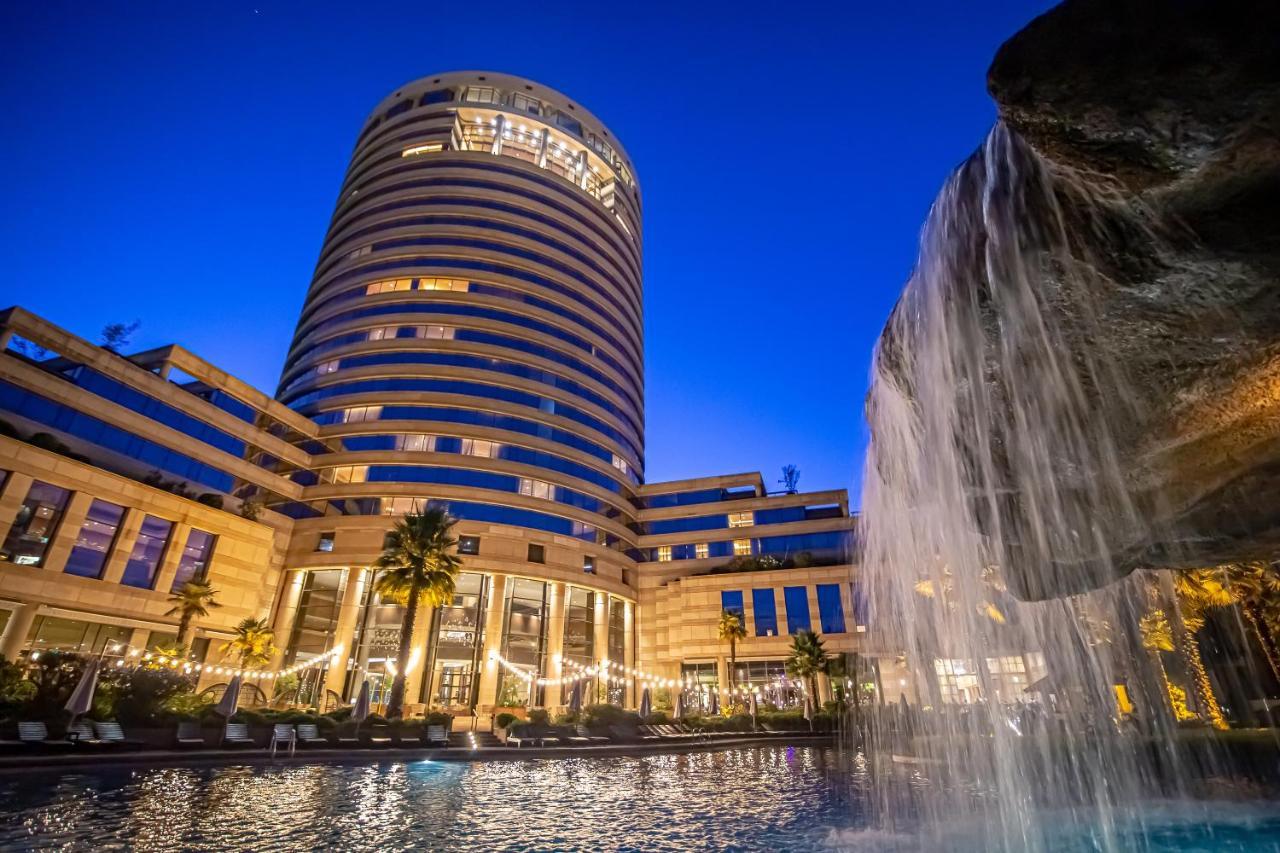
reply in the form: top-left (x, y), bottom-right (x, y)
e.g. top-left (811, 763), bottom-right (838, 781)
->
top-left (0, 73), bottom-right (886, 717)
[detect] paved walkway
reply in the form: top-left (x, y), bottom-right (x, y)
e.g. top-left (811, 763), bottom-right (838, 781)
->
top-left (0, 734), bottom-right (836, 773)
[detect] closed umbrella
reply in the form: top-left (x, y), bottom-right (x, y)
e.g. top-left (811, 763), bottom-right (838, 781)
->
top-left (803, 692), bottom-right (814, 730)
top-left (64, 659), bottom-right (101, 724)
top-left (638, 686), bottom-right (651, 719)
top-left (568, 679), bottom-right (583, 714)
top-left (672, 692), bottom-right (684, 720)
top-left (709, 689), bottom-right (720, 716)
top-left (215, 674), bottom-right (243, 717)
top-left (749, 690), bottom-right (759, 729)
top-left (352, 680), bottom-right (371, 724)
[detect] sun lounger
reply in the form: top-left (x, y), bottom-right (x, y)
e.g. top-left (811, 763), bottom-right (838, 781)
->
top-left (92, 721), bottom-right (135, 746)
top-left (17, 722), bottom-right (71, 748)
top-left (270, 723), bottom-right (296, 756)
top-left (425, 724), bottom-right (449, 747)
top-left (575, 724), bottom-right (609, 744)
top-left (176, 721), bottom-right (205, 747)
top-left (295, 723), bottom-right (328, 746)
top-left (364, 725), bottom-right (393, 747)
top-left (397, 728), bottom-right (424, 747)
top-left (223, 722), bottom-right (255, 747)
top-left (67, 720), bottom-right (104, 746)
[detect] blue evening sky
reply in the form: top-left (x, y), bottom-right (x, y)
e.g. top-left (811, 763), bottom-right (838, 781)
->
top-left (0, 0), bottom-right (1053, 500)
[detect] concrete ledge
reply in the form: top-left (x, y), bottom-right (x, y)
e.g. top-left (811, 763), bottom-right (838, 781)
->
top-left (0, 734), bottom-right (835, 774)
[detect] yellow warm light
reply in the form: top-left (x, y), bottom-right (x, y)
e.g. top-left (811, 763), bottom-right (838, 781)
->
top-left (402, 142), bottom-right (443, 157)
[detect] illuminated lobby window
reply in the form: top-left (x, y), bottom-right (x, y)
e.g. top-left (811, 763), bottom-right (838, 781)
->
top-left (728, 511), bottom-right (754, 528)
top-left (63, 499), bottom-right (125, 579)
top-left (1, 480), bottom-right (70, 567)
top-left (733, 539), bottom-right (752, 557)
top-left (121, 515), bottom-right (173, 589)
top-left (657, 545), bottom-right (672, 563)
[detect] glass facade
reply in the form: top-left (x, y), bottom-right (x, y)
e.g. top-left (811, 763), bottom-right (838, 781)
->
top-left (63, 499), bottom-right (124, 579)
top-left (496, 578), bottom-right (547, 707)
top-left (27, 615), bottom-right (131, 655)
top-left (816, 584), bottom-right (846, 634)
top-left (425, 572), bottom-right (486, 709)
top-left (720, 590), bottom-right (744, 621)
top-left (783, 586), bottom-right (811, 634)
top-left (0, 480), bottom-right (70, 566)
top-left (285, 569), bottom-right (348, 706)
top-left (751, 588), bottom-right (778, 637)
top-left (170, 528), bottom-right (216, 591)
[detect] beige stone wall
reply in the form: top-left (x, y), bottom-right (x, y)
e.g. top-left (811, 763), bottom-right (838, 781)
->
top-left (0, 436), bottom-right (291, 658)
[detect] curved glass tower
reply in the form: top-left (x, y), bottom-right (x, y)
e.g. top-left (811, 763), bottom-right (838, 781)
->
top-left (274, 72), bottom-right (643, 710)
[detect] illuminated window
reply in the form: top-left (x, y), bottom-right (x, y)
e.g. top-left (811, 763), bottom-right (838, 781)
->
top-left (583, 555), bottom-right (595, 574)
top-left (511, 93), bottom-right (542, 114)
top-left (418, 277), bottom-right (469, 292)
top-left (347, 245), bottom-right (371, 260)
top-left (728, 511), bottom-right (754, 528)
top-left (365, 278), bottom-right (413, 295)
top-left (458, 535), bottom-right (480, 555)
top-left (422, 324), bottom-right (454, 339)
top-left (657, 546), bottom-right (672, 563)
top-left (463, 86), bottom-right (500, 105)
top-left (343, 406), bottom-right (382, 423)
top-left (462, 438), bottom-right (499, 458)
top-left (402, 142), bottom-right (443, 157)
top-left (316, 360), bottom-right (340, 375)
top-left (610, 454), bottom-right (629, 474)
top-left (934, 658), bottom-right (981, 705)
top-left (695, 543), bottom-right (709, 559)
top-left (395, 434), bottom-right (435, 452)
top-left (327, 465), bottom-right (368, 484)
top-left (381, 497), bottom-right (421, 516)
top-left (316, 532), bottom-right (336, 552)
top-left (518, 478), bottom-right (553, 499)
top-left (367, 326), bottom-right (398, 341)
top-left (733, 539), bottom-right (752, 556)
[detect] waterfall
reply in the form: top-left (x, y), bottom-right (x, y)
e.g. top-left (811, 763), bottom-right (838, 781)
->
top-left (856, 123), bottom-right (1242, 850)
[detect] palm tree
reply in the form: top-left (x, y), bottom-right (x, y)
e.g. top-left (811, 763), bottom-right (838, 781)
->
top-left (1139, 608), bottom-right (1196, 722)
top-left (374, 507), bottom-right (462, 718)
top-left (165, 580), bottom-right (220, 650)
top-left (785, 629), bottom-right (829, 706)
top-left (1218, 562), bottom-right (1280, 683)
top-left (717, 610), bottom-right (747, 690)
top-left (1172, 569), bottom-right (1233, 730)
top-left (221, 617), bottom-right (277, 668)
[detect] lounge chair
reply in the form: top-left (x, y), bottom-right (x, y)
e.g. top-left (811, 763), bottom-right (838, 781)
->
top-left (575, 724), bottom-right (609, 744)
top-left (17, 722), bottom-right (71, 748)
top-left (295, 723), bottom-right (328, 747)
top-left (270, 723), bottom-right (296, 757)
top-left (92, 721), bottom-right (134, 746)
top-left (656, 725), bottom-right (698, 740)
top-left (611, 724), bottom-right (659, 742)
top-left (335, 726), bottom-right (360, 748)
top-left (538, 735), bottom-right (563, 747)
top-left (176, 721), bottom-right (205, 748)
top-left (425, 724), bottom-right (449, 747)
top-left (364, 725), bottom-right (393, 747)
top-left (68, 720), bottom-right (104, 746)
top-left (506, 730), bottom-right (533, 748)
top-left (223, 722), bottom-right (255, 747)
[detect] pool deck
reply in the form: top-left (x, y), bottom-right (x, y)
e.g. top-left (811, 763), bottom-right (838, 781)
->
top-left (0, 734), bottom-right (837, 773)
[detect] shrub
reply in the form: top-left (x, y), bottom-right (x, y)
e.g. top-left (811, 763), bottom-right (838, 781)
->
top-left (495, 712), bottom-right (517, 730)
top-left (232, 709), bottom-right (268, 726)
top-left (424, 711), bottom-right (453, 727)
top-left (314, 716), bottom-right (338, 731)
top-left (325, 707), bottom-right (352, 722)
top-left (196, 493), bottom-right (224, 509)
top-left (161, 692), bottom-right (214, 721)
top-left (365, 712), bottom-right (388, 725)
top-left (582, 703), bottom-right (637, 730)
top-left (107, 667), bottom-right (197, 725)
top-left (728, 713), bottom-right (753, 732)
top-left (554, 711), bottom-right (579, 725)
top-left (527, 708), bottom-right (550, 726)
top-left (642, 711), bottom-right (670, 725)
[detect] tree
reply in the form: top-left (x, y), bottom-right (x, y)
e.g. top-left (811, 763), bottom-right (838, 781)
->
top-left (1172, 569), bottom-right (1234, 730)
top-left (1138, 608), bottom-right (1196, 722)
top-left (778, 465), bottom-right (801, 494)
top-left (165, 580), bottom-right (220, 649)
top-left (374, 507), bottom-right (463, 717)
top-left (221, 617), bottom-right (277, 669)
top-left (99, 320), bottom-right (140, 353)
top-left (1218, 562), bottom-right (1280, 683)
top-left (785, 629), bottom-right (829, 705)
top-left (717, 610), bottom-right (747, 690)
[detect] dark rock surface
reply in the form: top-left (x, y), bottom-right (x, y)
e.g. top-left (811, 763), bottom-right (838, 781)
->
top-left (994, 0), bottom-right (1280, 582)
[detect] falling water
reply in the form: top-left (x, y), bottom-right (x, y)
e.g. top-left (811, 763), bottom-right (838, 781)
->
top-left (857, 124), bottom-right (1267, 850)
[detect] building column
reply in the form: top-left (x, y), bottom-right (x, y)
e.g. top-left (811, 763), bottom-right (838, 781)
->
top-left (323, 566), bottom-right (366, 702)
top-left (101, 509), bottom-right (145, 585)
top-left (716, 654), bottom-right (729, 704)
top-left (39, 492), bottom-right (93, 572)
top-left (0, 603), bottom-right (39, 660)
top-left (152, 522), bottom-right (191, 594)
top-left (127, 626), bottom-right (150, 652)
top-left (623, 600), bottom-right (636, 707)
top-left (594, 592), bottom-right (610, 703)
top-left (270, 570), bottom-right (306, 668)
top-left (475, 573), bottom-right (509, 711)
top-left (402, 604), bottom-right (435, 707)
top-left (0, 473), bottom-right (34, 534)
top-left (544, 582), bottom-right (566, 705)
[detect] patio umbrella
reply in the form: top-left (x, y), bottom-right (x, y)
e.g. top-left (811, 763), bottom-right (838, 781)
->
top-left (638, 686), bottom-right (651, 719)
top-left (748, 690), bottom-right (758, 727)
top-left (708, 689), bottom-right (720, 716)
top-left (803, 693), bottom-right (814, 730)
top-left (215, 674), bottom-right (243, 717)
top-left (672, 692), bottom-right (684, 720)
top-left (568, 679), bottom-right (583, 714)
top-left (64, 658), bottom-right (101, 723)
top-left (352, 680), bottom-right (371, 724)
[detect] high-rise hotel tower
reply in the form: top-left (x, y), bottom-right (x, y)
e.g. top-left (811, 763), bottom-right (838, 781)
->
top-left (272, 72), bottom-right (646, 708)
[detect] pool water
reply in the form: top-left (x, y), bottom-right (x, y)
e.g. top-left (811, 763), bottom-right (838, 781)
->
top-left (1, 746), bottom-right (1279, 851)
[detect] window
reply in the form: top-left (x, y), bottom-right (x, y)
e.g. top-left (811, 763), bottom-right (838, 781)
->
top-left (728, 511), bottom-right (754, 528)
top-left (519, 477), bottom-right (553, 499)
top-left (816, 584), bottom-right (846, 633)
top-left (554, 112), bottom-right (584, 137)
top-left (326, 465), bottom-right (368, 484)
top-left (511, 93), bottom-right (541, 114)
top-left (317, 360), bottom-right (340, 375)
top-left (170, 529), bottom-right (216, 591)
top-left (720, 590), bottom-right (745, 621)
top-left (752, 588), bottom-right (778, 637)
top-left (527, 543), bottom-right (545, 564)
top-left (418, 277), bottom-right (469, 292)
top-left (316, 532), bottom-right (336, 553)
top-left (365, 278), bottom-right (413, 295)
top-left (121, 515), bottom-right (173, 589)
top-left (419, 88), bottom-right (453, 106)
top-left (611, 454), bottom-right (629, 474)
top-left (64, 499), bottom-right (125, 579)
top-left (583, 555), bottom-right (595, 574)
top-left (695, 543), bottom-right (709, 559)
top-left (402, 142), bottom-right (443, 156)
top-left (458, 535), bottom-right (480, 555)
top-left (462, 438), bottom-right (499, 458)
top-left (343, 405), bottom-right (382, 423)
top-left (783, 586), bottom-right (811, 634)
top-left (463, 86), bottom-right (500, 104)
top-left (935, 658), bottom-right (981, 705)
top-left (396, 433), bottom-right (436, 452)
top-left (656, 545), bottom-right (672, 563)
top-left (1, 481), bottom-right (70, 566)
top-left (733, 539), bottom-right (752, 557)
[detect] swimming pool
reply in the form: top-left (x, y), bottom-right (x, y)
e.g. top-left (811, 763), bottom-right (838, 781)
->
top-left (1, 746), bottom-right (1279, 851)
